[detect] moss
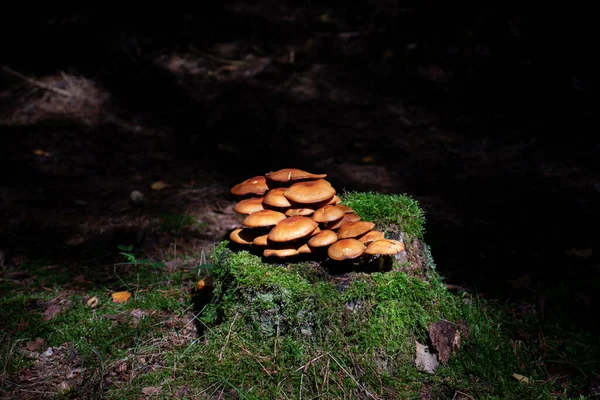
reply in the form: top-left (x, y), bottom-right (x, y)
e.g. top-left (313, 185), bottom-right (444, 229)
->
top-left (341, 191), bottom-right (426, 241)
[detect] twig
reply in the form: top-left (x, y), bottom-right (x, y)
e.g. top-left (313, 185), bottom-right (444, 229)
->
top-left (218, 312), bottom-right (239, 361)
top-left (2, 65), bottom-right (72, 97)
top-left (328, 353), bottom-right (381, 400)
top-left (295, 353), bottom-right (326, 372)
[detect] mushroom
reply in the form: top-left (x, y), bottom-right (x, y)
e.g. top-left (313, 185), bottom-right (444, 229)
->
top-left (357, 230), bottom-right (385, 244)
top-left (243, 209), bottom-right (287, 228)
top-left (265, 168), bottom-right (327, 183)
top-left (268, 216), bottom-right (318, 243)
top-left (311, 205), bottom-right (346, 224)
top-left (327, 238), bottom-right (365, 261)
top-left (307, 229), bottom-right (338, 248)
top-left (365, 239), bottom-right (405, 255)
top-left (229, 228), bottom-right (262, 245)
top-left (231, 175), bottom-right (270, 196)
top-left (283, 179), bottom-right (336, 204)
top-left (262, 187), bottom-right (292, 208)
top-left (336, 221), bottom-right (375, 239)
top-left (233, 197), bottom-right (265, 215)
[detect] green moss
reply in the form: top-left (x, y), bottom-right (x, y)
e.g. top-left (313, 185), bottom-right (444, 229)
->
top-left (341, 191), bottom-right (426, 240)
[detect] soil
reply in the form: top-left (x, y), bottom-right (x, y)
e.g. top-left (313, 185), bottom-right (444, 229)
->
top-left (1, 4), bottom-right (598, 334)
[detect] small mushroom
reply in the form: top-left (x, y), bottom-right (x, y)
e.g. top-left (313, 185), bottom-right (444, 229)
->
top-left (264, 247), bottom-right (299, 258)
top-left (268, 216), bottom-right (319, 243)
top-left (336, 221), bottom-right (375, 239)
top-left (233, 197), bottom-right (265, 214)
top-left (265, 168), bottom-right (327, 183)
top-left (326, 213), bottom-right (361, 230)
top-left (336, 204), bottom-right (355, 214)
top-left (243, 209), bottom-right (287, 228)
top-left (307, 229), bottom-right (338, 248)
top-left (229, 228), bottom-right (261, 245)
top-left (365, 239), bottom-right (405, 255)
top-left (262, 188), bottom-right (292, 208)
top-left (283, 179), bottom-right (336, 204)
top-left (285, 207), bottom-right (316, 216)
top-left (327, 238), bottom-right (365, 260)
top-left (231, 175), bottom-right (270, 196)
top-left (312, 205), bottom-right (346, 224)
top-left (357, 230), bottom-right (385, 244)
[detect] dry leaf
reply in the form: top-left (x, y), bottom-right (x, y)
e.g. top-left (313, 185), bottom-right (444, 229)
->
top-left (151, 180), bottom-right (169, 190)
top-left (512, 373), bottom-right (530, 383)
top-left (142, 386), bottom-right (161, 395)
top-left (111, 291), bottom-right (132, 303)
top-left (415, 340), bottom-right (438, 373)
top-left (86, 296), bottom-right (99, 308)
top-left (43, 304), bottom-right (63, 320)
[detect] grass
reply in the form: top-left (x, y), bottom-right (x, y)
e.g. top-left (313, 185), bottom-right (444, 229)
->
top-left (1, 193), bottom-right (598, 399)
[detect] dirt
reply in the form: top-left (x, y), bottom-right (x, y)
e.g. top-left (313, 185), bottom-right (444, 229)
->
top-left (0, 4), bottom-right (598, 335)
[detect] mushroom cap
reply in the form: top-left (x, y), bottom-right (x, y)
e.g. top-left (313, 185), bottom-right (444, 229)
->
top-left (233, 197), bottom-right (265, 214)
top-left (327, 195), bottom-right (342, 205)
top-left (326, 213), bottom-right (361, 230)
top-left (252, 234), bottom-right (270, 246)
top-left (268, 216), bottom-right (318, 242)
top-left (336, 204), bottom-right (355, 214)
top-left (337, 221), bottom-right (376, 239)
top-left (283, 179), bottom-right (336, 204)
top-left (357, 230), bottom-right (385, 244)
top-left (231, 175), bottom-right (270, 196)
top-left (229, 228), bottom-right (261, 245)
top-left (307, 229), bottom-right (338, 247)
top-left (262, 187), bottom-right (292, 208)
top-left (327, 238), bottom-right (365, 260)
top-left (264, 247), bottom-right (299, 257)
top-left (297, 243), bottom-right (313, 254)
top-left (265, 168), bottom-right (327, 183)
top-left (285, 207), bottom-right (315, 217)
top-left (312, 205), bottom-right (346, 223)
top-left (242, 209), bottom-right (287, 227)
top-left (365, 239), bottom-right (405, 255)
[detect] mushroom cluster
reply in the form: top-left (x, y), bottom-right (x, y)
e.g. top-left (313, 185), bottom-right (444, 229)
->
top-left (229, 168), bottom-right (405, 262)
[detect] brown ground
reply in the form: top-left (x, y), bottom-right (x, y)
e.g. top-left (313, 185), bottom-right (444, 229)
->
top-left (0, 5), bottom-right (597, 331)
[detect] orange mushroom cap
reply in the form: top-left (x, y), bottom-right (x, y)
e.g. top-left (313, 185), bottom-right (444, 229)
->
top-left (262, 187), bottom-right (292, 208)
top-left (231, 175), bottom-right (270, 196)
top-left (242, 209), bottom-right (287, 227)
top-left (327, 238), bottom-right (365, 260)
top-left (357, 230), bottom-right (385, 244)
top-left (233, 197), bottom-right (265, 214)
top-left (307, 229), bottom-right (338, 248)
top-left (268, 216), bottom-right (318, 242)
top-left (283, 179), bottom-right (336, 204)
top-left (337, 221), bottom-right (375, 239)
top-left (365, 239), bottom-right (405, 255)
top-left (312, 205), bottom-right (346, 223)
top-left (265, 168), bottom-right (327, 183)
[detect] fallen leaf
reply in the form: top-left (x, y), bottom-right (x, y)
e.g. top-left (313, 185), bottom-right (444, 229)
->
top-left (151, 180), bottom-right (169, 190)
top-left (415, 340), bottom-right (438, 374)
top-left (512, 373), bottom-right (530, 383)
top-left (111, 291), bottom-right (132, 303)
top-left (142, 386), bottom-right (161, 395)
top-left (86, 296), bottom-right (99, 308)
top-left (43, 304), bottom-right (63, 320)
